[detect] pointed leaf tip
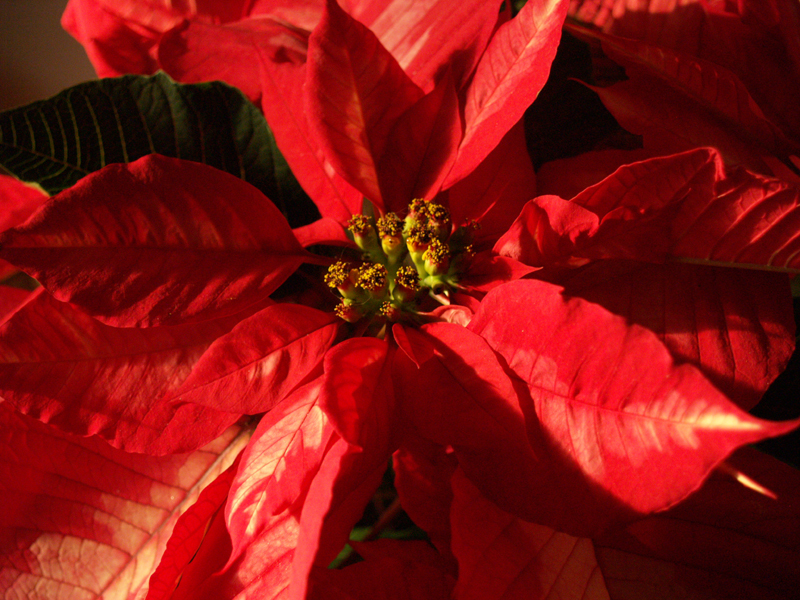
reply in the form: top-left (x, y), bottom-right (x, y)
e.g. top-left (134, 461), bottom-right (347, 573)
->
top-left (447, 0), bottom-right (568, 185)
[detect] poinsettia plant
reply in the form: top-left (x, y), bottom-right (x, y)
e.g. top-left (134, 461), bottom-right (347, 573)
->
top-left (1, 0), bottom-right (800, 598)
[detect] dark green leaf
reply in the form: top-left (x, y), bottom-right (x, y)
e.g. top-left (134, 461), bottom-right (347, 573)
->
top-left (0, 72), bottom-right (318, 226)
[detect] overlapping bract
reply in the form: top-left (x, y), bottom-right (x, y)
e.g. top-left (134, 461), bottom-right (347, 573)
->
top-left (0, 0), bottom-right (798, 598)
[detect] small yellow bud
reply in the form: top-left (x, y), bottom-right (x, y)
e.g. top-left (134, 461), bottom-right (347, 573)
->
top-left (357, 263), bottom-right (388, 294)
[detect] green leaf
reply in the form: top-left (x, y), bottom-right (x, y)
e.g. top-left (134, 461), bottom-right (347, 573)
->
top-left (0, 72), bottom-right (318, 226)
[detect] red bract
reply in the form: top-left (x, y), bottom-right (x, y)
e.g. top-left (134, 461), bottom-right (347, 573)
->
top-left (61, 0), bottom-right (255, 77)
top-left (0, 288), bottom-right (246, 453)
top-left (0, 155), bottom-right (309, 328)
top-left (1, 0), bottom-right (799, 598)
top-left (496, 147), bottom-right (800, 269)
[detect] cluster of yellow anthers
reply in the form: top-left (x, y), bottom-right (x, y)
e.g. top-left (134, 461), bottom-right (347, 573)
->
top-left (325, 199), bottom-right (476, 323)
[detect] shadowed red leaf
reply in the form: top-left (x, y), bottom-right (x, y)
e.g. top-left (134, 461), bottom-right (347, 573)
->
top-left (456, 252), bottom-right (536, 293)
top-left (393, 323), bottom-right (435, 368)
top-left (594, 447), bottom-right (800, 599)
top-left (291, 437), bottom-right (387, 600)
top-left (497, 148), bottom-right (800, 272)
top-left (0, 290), bottom-right (250, 454)
top-left (545, 260), bottom-right (795, 410)
top-left (309, 539), bottom-right (454, 600)
top-left (535, 149), bottom-right (656, 200)
top-left (450, 469), bottom-right (610, 600)
top-left (378, 70), bottom-right (461, 213)
top-left (588, 75), bottom-right (797, 179)
top-left (0, 285), bottom-right (37, 324)
top-left (392, 324), bottom-right (557, 527)
top-left (568, 0), bottom-right (713, 41)
top-left (568, 0), bottom-right (800, 139)
top-left (392, 436), bottom-right (457, 570)
top-left (321, 337), bottom-right (396, 451)
top-left (495, 148), bottom-right (719, 266)
top-left (570, 27), bottom-right (800, 177)
top-left (443, 122), bottom-right (537, 244)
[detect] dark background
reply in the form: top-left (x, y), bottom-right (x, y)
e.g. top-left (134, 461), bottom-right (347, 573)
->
top-left (1, 0), bottom-right (95, 111)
